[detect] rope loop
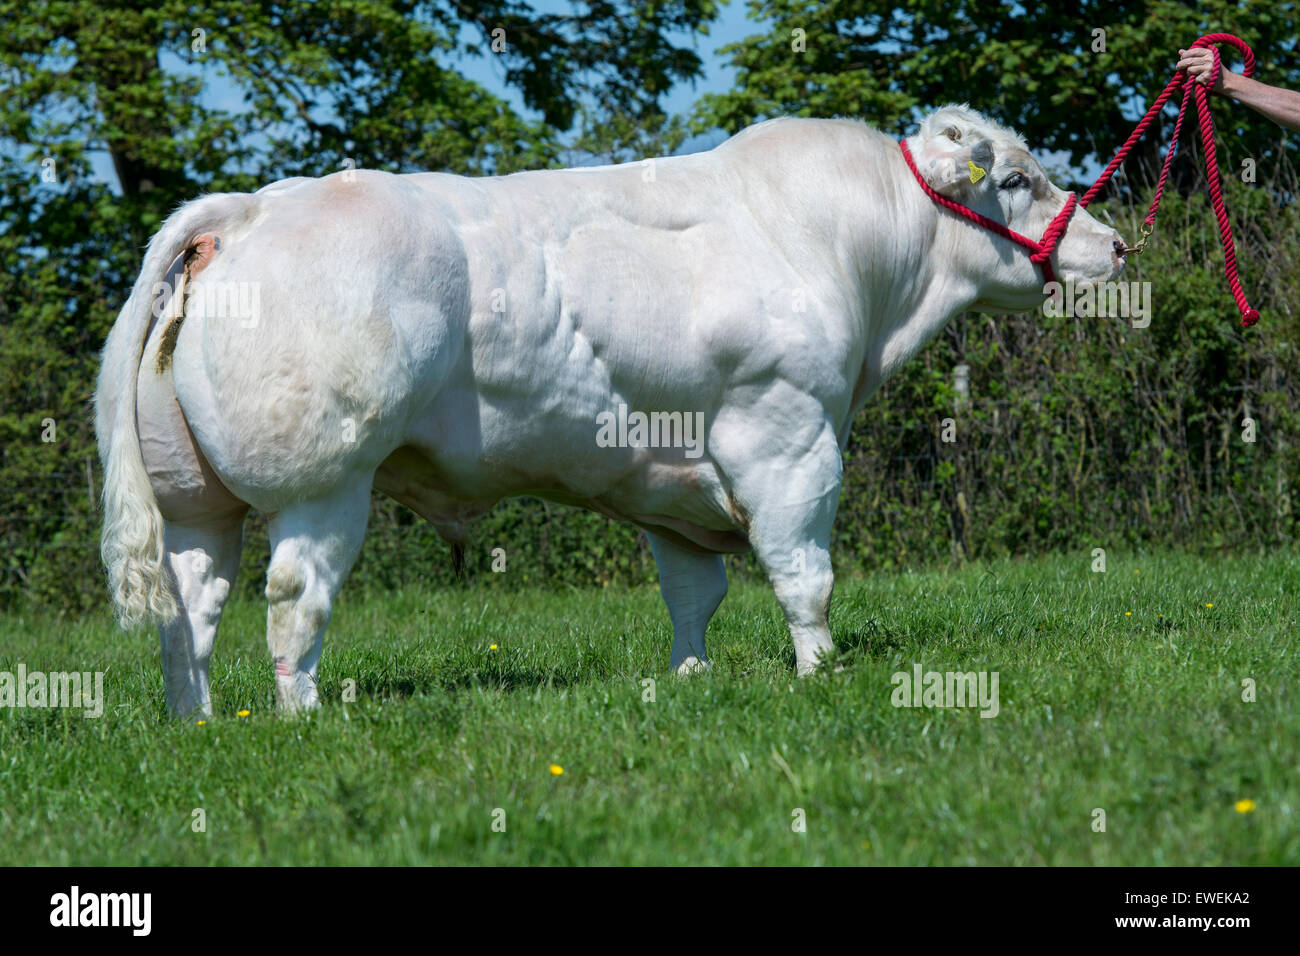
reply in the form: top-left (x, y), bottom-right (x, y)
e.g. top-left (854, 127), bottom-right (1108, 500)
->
top-left (1082, 32), bottom-right (1260, 327)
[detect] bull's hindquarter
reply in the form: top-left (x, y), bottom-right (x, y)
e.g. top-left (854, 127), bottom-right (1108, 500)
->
top-left (106, 117), bottom-right (976, 716)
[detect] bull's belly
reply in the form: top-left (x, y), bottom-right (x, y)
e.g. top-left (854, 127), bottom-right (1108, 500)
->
top-left (373, 437), bottom-right (752, 555)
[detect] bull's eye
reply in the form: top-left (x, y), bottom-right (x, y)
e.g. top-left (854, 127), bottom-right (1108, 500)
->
top-left (1000, 172), bottom-right (1029, 190)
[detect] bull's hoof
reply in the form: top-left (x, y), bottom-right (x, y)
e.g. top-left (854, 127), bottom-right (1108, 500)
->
top-left (165, 687), bottom-right (213, 721)
top-left (674, 656), bottom-right (711, 677)
top-left (275, 670), bottom-right (321, 715)
top-left (796, 663), bottom-right (845, 677)
top-left (275, 694), bottom-right (321, 717)
top-left (796, 658), bottom-right (841, 677)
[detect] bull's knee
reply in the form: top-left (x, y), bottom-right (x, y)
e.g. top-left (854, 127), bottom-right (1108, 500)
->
top-left (265, 563), bottom-right (303, 605)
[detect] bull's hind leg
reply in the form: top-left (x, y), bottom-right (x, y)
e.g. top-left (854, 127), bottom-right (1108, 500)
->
top-left (646, 531), bottom-right (728, 675)
top-left (160, 518), bottom-right (244, 718)
top-left (264, 479), bottom-right (371, 714)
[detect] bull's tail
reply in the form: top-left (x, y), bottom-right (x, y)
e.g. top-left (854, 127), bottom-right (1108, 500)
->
top-left (97, 193), bottom-right (258, 628)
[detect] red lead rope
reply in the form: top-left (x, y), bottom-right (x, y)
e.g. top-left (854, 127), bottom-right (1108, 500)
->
top-left (901, 33), bottom-right (1261, 328)
top-left (1081, 32), bottom-right (1260, 328)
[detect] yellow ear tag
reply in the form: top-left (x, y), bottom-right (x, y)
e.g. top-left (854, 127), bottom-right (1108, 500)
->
top-left (968, 161), bottom-right (986, 184)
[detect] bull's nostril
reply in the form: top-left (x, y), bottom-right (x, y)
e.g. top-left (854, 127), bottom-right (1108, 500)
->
top-left (1113, 239), bottom-right (1127, 256)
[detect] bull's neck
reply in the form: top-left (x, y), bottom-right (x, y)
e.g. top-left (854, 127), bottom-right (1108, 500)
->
top-left (841, 188), bottom-right (981, 422)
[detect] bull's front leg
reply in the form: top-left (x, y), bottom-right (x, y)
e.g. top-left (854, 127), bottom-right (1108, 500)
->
top-left (646, 531), bottom-right (728, 675)
top-left (732, 421), bottom-right (842, 675)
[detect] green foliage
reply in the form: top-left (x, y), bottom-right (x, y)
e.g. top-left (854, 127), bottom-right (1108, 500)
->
top-left (2, 1), bottom-right (1298, 617)
top-left (836, 173), bottom-right (1300, 570)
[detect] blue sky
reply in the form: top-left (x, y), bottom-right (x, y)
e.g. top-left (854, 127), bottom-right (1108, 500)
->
top-left (85, 2), bottom-right (1109, 188)
top-left (87, 0), bottom-right (762, 187)
top-left (457, 0), bottom-right (761, 125)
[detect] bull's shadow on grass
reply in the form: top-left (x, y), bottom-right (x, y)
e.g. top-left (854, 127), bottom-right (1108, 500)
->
top-left (323, 661), bottom-right (590, 704)
top-left (830, 617), bottom-right (909, 665)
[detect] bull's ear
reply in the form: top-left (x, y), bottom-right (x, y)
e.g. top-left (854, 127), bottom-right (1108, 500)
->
top-left (913, 137), bottom-right (995, 198)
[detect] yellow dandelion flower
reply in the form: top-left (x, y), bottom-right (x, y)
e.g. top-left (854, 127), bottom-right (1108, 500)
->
top-left (237, 709), bottom-right (250, 718)
top-left (196, 720), bottom-right (206, 726)
top-left (549, 764), bottom-right (564, 776)
top-left (490, 644), bottom-right (498, 650)
top-left (1125, 611), bottom-right (1132, 616)
top-left (1235, 799), bottom-right (1256, 814)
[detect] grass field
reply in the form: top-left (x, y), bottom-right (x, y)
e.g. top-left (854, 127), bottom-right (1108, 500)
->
top-left (0, 549), bottom-right (1295, 865)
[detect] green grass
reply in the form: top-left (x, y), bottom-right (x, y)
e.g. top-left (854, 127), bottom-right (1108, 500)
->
top-left (0, 549), bottom-right (1295, 865)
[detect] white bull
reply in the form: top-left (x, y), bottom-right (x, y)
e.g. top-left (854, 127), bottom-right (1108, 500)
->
top-left (95, 104), bottom-right (1127, 716)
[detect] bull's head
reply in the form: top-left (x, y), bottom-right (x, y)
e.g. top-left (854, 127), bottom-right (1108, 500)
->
top-left (908, 105), bottom-right (1126, 310)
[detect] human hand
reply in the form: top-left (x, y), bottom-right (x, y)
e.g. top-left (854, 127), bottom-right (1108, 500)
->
top-left (1177, 47), bottom-right (1224, 91)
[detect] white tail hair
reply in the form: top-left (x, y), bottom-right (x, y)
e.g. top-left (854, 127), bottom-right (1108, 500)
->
top-left (97, 193), bottom-right (257, 628)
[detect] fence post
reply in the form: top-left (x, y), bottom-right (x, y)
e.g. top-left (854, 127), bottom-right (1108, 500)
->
top-left (954, 364), bottom-right (971, 409)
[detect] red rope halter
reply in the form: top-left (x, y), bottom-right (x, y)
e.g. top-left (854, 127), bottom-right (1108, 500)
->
top-left (898, 138), bottom-right (1077, 285)
top-left (901, 33), bottom-right (1262, 327)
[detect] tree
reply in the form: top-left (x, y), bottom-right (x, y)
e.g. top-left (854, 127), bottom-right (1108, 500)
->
top-left (693, 0), bottom-right (1300, 194)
